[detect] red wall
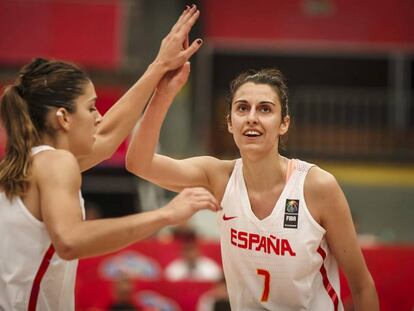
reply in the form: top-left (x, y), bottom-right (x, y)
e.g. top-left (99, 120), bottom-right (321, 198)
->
top-left (203, 0), bottom-right (414, 49)
top-left (0, 0), bottom-right (122, 69)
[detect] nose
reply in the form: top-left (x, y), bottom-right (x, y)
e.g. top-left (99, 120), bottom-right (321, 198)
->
top-left (246, 109), bottom-right (258, 124)
top-left (95, 111), bottom-right (103, 125)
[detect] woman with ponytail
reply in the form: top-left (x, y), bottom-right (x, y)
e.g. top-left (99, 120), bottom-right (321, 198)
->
top-left (0, 6), bottom-right (218, 311)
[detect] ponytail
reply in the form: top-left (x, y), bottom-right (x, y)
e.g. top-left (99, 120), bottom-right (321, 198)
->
top-left (0, 57), bottom-right (89, 199)
top-left (0, 85), bottom-right (39, 199)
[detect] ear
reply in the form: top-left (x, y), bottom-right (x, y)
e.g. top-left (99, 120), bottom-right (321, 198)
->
top-left (279, 115), bottom-right (290, 135)
top-left (55, 108), bottom-right (71, 131)
top-left (226, 114), bottom-right (233, 134)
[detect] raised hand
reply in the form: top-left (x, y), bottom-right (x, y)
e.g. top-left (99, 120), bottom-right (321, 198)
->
top-left (156, 62), bottom-right (191, 101)
top-left (154, 5), bottom-right (202, 71)
top-left (162, 187), bottom-right (219, 226)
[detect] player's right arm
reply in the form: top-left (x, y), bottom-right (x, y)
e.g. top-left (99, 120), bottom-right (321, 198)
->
top-left (126, 63), bottom-right (227, 195)
top-left (35, 150), bottom-right (218, 260)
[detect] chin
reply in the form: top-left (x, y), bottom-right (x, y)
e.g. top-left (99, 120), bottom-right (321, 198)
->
top-left (240, 144), bottom-right (275, 157)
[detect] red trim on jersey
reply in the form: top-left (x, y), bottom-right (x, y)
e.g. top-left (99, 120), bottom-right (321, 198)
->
top-left (28, 244), bottom-right (55, 311)
top-left (317, 246), bottom-right (339, 311)
top-left (285, 159), bottom-right (298, 183)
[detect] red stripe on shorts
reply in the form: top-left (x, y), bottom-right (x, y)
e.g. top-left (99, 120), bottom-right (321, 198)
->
top-left (317, 246), bottom-right (339, 311)
top-left (28, 244), bottom-right (55, 311)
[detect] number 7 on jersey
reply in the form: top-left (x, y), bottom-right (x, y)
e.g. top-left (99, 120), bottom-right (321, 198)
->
top-left (257, 268), bottom-right (270, 302)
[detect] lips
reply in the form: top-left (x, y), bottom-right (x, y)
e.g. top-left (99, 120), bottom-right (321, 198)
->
top-left (243, 129), bottom-right (262, 137)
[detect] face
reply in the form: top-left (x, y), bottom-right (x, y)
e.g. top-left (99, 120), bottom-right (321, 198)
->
top-left (66, 80), bottom-right (101, 157)
top-left (228, 82), bottom-right (289, 157)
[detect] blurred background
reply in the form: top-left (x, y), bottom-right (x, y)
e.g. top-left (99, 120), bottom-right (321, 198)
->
top-left (1, 0), bottom-right (413, 310)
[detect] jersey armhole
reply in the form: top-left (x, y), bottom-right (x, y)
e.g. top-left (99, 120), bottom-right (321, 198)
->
top-left (302, 165), bottom-right (326, 234)
top-left (220, 159), bottom-right (239, 207)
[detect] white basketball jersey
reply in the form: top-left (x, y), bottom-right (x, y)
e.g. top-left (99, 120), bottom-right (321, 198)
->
top-left (0, 145), bottom-right (85, 311)
top-left (219, 159), bottom-right (343, 311)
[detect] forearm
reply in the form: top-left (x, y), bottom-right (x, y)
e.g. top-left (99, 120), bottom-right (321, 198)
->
top-left (95, 62), bottom-right (168, 149)
top-left (60, 208), bottom-right (171, 260)
top-left (78, 62), bottom-right (168, 171)
top-left (125, 91), bottom-right (173, 174)
top-left (351, 277), bottom-right (379, 311)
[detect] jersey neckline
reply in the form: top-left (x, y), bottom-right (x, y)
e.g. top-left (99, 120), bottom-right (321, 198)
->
top-left (238, 158), bottom-right (297, 223)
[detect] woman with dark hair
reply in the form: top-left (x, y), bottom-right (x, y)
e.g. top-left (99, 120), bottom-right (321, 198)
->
top-left (126, 67), bottom-right (379, 310)
top-left (0, 6), bottom-right (218, 311)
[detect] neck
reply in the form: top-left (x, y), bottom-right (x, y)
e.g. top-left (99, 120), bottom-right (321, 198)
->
top-left (241, 151), bottom-right (288, 191)
top-left (39, 134), bottom-right (67, 151)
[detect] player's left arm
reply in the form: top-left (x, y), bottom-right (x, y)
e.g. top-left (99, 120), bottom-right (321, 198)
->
top-left (305, 167), bottom-right (379, 311)
top-left (77, 6), bottom-right (202, 172)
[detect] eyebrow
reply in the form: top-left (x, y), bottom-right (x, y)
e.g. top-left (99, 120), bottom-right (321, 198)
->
top-left (233, 99), bottom-right (275, 105)
top-left (87, 96), bottom-right (97, 103)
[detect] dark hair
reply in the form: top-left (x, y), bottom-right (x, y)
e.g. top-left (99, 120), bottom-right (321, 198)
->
top-left (0, 58), bottom-right (90, 199)
top-left (229, 68), bottom-right (289, 119)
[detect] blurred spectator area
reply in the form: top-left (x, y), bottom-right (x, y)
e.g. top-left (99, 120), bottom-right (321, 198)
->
top-left (75, 238), bottom-right (414, 311)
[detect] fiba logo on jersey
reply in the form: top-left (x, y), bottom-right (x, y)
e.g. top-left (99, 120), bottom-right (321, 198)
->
top-left (284, 199), bottom-right (299, 228)
top-left (285, 199), bottom-right (299, 213)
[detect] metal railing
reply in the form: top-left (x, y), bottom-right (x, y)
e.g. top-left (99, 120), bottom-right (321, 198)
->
top-left (287, 87), bottom-right (413, 161)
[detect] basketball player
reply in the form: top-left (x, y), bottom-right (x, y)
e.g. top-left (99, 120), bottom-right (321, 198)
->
top-left (126, 67), bottom-right (379, 310)
top-left (0, 6), bottom-right (219, 311)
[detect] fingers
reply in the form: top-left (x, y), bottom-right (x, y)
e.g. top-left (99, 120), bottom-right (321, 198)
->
top-left (169, 6), bottom-right (190, 33)
top-left (182, 62), bottom-right (191, 78)
top-left (189, 188), bottom-right (219, 211)
top-left (192, 198), bottom-right (218, 212)
top-left (180, 187), bottom-right (220, 212)
top-left (183, 34), bottom-right (189, 50)
top-left (179, 5), bottom-right (198, 29)
top-left (175, 62), bottom-right (191, 80)
top-left (178, 9), bottom-right (200, 36)
top-left (182, 38), bottom-right (203, 59)
top-left (171, 5), bottom-right (198, 34)
top-left (157, 6), bottom-right (201, 70)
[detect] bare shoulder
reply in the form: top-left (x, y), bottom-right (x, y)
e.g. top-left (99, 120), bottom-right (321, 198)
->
top-left (305, 166), bottom-right (339, 195)
top-left (33, 149), bottom-right (79, 171)
top-left (32, 149), bottom-right (81, 185)
top-left (304, 165), bottom-right (343, 225)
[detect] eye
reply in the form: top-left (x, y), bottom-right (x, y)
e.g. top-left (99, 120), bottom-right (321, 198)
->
top-left (89, 106), bottom-right (97, 112)
top-left (237, 104), bottom-right (249, 112)
top-left (259, 105), bottom-right (272, 113)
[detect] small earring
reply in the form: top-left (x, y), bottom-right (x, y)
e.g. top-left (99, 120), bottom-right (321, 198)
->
top-left (56, 111), bottom-right (63, 117)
